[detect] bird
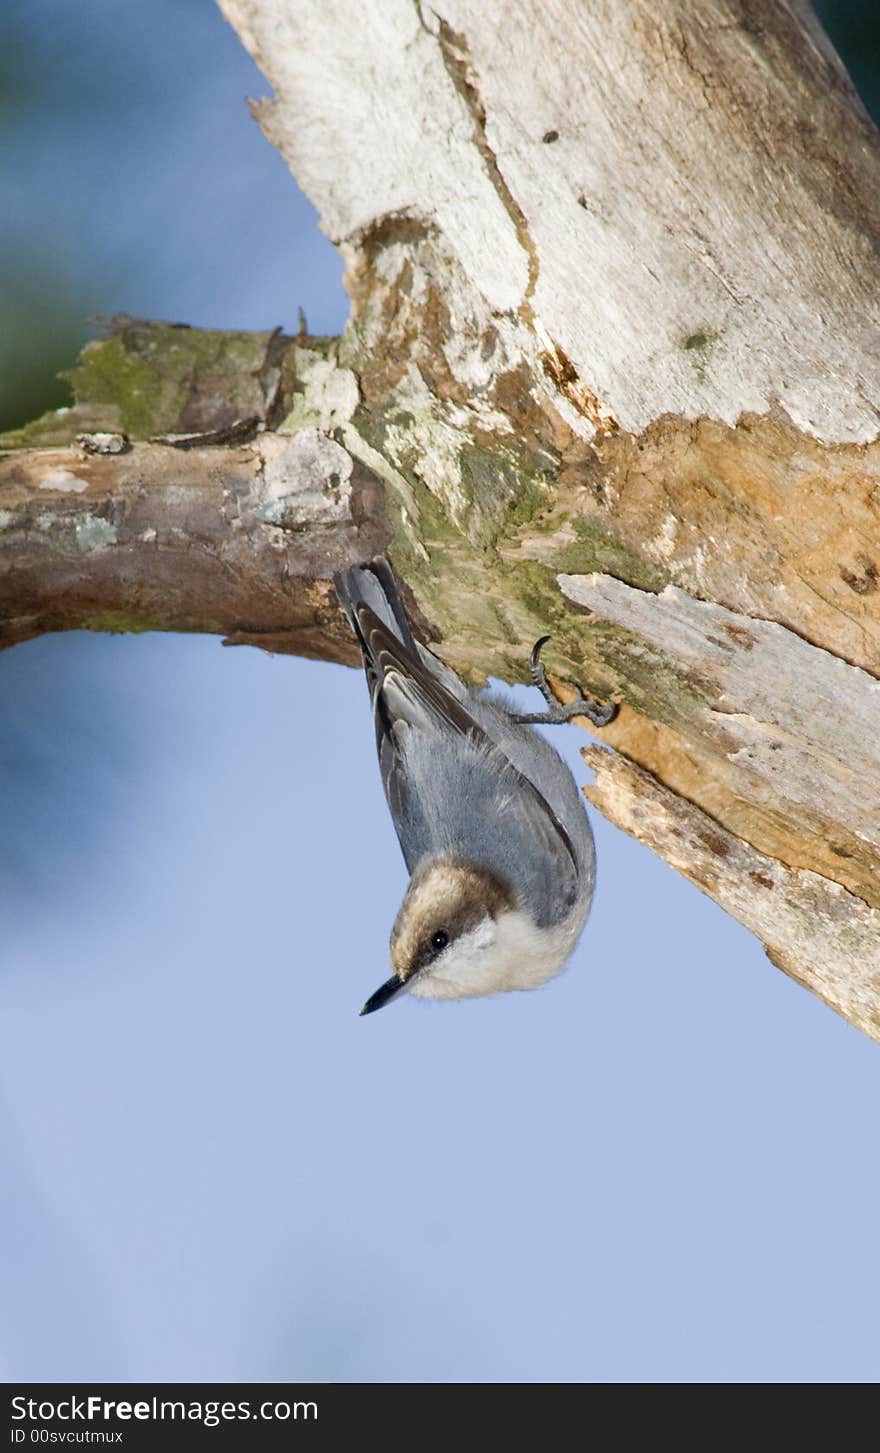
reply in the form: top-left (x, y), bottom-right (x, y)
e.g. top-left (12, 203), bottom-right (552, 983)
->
top-left (334, 557), bottom-right (616, 1015)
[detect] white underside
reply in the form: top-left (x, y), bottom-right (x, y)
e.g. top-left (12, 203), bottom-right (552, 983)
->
top-left (407, 908), bottom-right (584, 1001)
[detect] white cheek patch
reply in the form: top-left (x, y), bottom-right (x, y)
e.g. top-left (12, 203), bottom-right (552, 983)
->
top-left (408, 918), bottom-right (496, 1000)
top-left (407, 908), bottom-right (581, 1001)
top-left (466, 918), bottom-right (495, 953)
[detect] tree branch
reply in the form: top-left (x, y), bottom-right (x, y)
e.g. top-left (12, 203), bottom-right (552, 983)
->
top-left (0, 322), bottom-right (389, 656)
top-left (0, 434), bottom-right (387, 658)
top-left (584, 745), bottom-right (880, 1042)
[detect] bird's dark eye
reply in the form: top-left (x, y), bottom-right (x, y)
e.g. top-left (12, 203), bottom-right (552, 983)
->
top-left (431, 930), bottom-right (449, 953)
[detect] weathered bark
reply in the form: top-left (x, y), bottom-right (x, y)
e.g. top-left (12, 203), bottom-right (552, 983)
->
top-left (3, 2), bottom-right (880, 1036)
top-left (0, 323), bottom-right (387, 658)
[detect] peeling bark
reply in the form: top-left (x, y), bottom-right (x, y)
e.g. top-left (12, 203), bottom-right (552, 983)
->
top-left (0, 430), bottom-right (386, 657)
top-left (0, 323), bottom-right (388, 655)
top-left (583, 745), bottom-right (880, 1043)
top-left (3, 1), bottom-right (880, 1037)
top-left (559, 574), bottom-right (880, 911)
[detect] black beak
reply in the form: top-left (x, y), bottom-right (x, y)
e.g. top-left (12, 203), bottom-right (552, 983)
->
top-left (359, 974), bottom-right (406, 1016)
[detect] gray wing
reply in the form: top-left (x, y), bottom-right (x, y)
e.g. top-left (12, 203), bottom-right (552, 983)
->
top-left (339, 594), bottom-right (580, 914)
top-left (396, 727), bottom-right (583, 924)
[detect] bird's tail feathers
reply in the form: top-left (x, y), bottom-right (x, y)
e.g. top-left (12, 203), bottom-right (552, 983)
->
top-left (334, 557), bottom-right (420, 658)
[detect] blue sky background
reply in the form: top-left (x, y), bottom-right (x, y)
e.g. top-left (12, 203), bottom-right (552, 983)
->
top-left (1, 0), bottom-right (879, 1382)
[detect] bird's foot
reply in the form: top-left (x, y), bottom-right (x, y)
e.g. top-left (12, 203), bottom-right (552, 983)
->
top-left (514, 635), bottom-right (618, 728)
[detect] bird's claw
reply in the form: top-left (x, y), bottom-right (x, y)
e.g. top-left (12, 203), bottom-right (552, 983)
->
top-left (516, 636), bottom-right (618, 728)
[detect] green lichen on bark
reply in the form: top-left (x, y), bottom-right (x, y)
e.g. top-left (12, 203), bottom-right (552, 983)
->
top-left (0, 318), bottom-right (702, 723)
top-left (0, 404), bottom-right (116, 450)
top-left (0, 318), bottom-right (298, 447)
top-left (66, 319), bottom-right (291, 437)
top-left (552, 519), bottom-right (668, 593)
top-left (84, 610), bottom-right (168, 635)
top-left (74, 514), bottom-right (117, 552)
